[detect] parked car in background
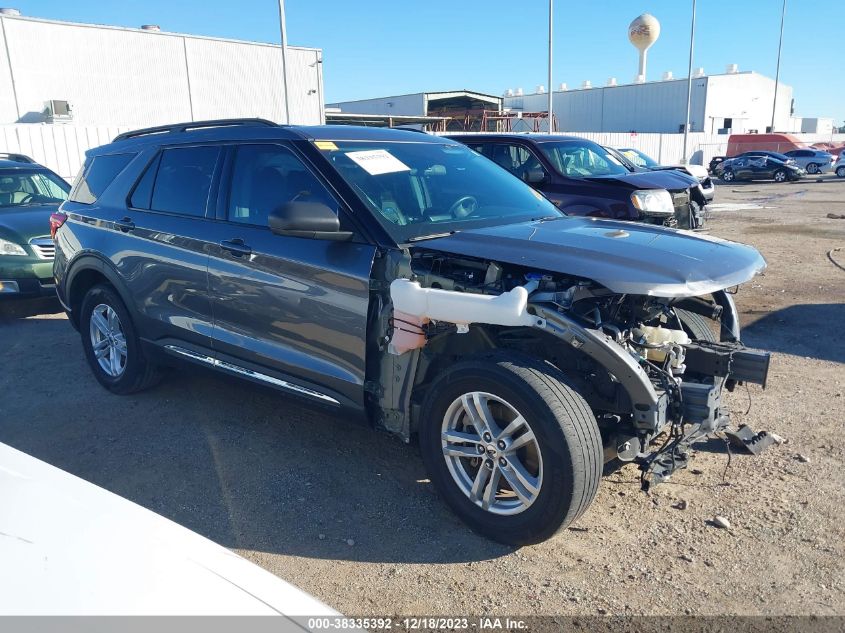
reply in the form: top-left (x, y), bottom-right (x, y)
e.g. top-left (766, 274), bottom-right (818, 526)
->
top-left (452, 134), bottom-right (707, 229)
top-left (0, 153), bottom-right (70, 299)
top-left (733, 150), bottom-right (796, 165)
top-left (783, 148), bottom-right (835, 175)
top-left (834, 152), bottom-right (845, 178)
top-left (614, 147), bottom-right (715, 203)
top-left (53, 119), bottom-right (771, 545)
top-left (717, 155), bottom-right (804, 183)
top-left (708, 155), bottom-right (726, 174)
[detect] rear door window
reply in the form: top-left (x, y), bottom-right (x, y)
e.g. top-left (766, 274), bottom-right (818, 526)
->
top-left (69, 153), bottom-right (135, 204)
top-left (137, 146), bottom-right (220, 217)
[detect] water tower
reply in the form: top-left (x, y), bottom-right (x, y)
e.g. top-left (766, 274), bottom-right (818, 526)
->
top-left (628, 13), bottom-right (661, 82)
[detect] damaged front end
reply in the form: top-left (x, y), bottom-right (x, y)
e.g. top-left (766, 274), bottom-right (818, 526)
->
top-left (370, 237), bottom-right (772, 490)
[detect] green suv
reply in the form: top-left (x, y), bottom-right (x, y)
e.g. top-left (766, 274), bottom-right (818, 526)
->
top-left (0, 153), bottom-right (70, 298)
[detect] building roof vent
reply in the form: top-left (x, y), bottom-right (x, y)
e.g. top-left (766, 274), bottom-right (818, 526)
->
top-left (726, 63), bottom-right (739, 74)
top-left (559, 83), bottom-right (568, 91)
top-left (662, 71), bottom-right (673, 81)
top-left (504, 88), bottom-right (514, 97)
top-left (694, 67), bottom-right (705, 78)
top-left (0, 7), bottom-right (21, 15)
top-left (515, 87), bottom-right (524, 96)
top-left (634, 74), bottom-right (645, 84)
top-left (582, 80), bottom-right (592, 89)
top-left (140, 24), bottom-right (161, 32)
top-left (536, 85), bottom-right (546, 94)
top-left (607, 77), bottom-right (617, 87)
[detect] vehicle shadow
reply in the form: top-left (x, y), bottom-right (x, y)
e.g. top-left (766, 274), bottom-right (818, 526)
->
top-left (0, 317), bottom-right (514, 564)
top-left (0, 296), bottom-right (63, 321)
top-left (741, 303), bottom-right (845, 364)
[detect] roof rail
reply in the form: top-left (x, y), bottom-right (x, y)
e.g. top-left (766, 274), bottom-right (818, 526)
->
top-left (0, 152), bottom-right (35, 163)
top-left (112, 118), bottom-right (279, 143)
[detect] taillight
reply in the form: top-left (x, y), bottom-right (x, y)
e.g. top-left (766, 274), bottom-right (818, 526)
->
top-left (49, 212), bottom-right (67, 239)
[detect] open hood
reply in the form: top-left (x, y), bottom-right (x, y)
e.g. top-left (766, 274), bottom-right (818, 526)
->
top-left (417, 217), bottom-right (766, 298)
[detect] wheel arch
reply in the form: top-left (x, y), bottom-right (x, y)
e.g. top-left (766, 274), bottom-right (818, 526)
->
top-left (65, 255), bottom-right (135, 329)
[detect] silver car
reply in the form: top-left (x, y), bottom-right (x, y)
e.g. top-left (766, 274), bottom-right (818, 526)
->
top-left (784, 148), bottom-right (835, 175)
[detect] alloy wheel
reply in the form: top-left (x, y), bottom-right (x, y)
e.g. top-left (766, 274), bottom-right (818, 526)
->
top-left (89, 303), bottom-right (127, 377)
top-left (774, 171), bottom-right (786, 182)
top-left (441, 391), bottom-right (543, 516)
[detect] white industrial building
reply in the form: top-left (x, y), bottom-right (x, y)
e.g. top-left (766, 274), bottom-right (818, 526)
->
top-left (0, 9), bottom-right (324, 126)
top-left (505, 68), bottom-right (795, 135)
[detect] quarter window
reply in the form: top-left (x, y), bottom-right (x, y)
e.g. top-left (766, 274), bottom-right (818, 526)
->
top-left (227, 144), bottom-right (339, 226)
top-left (69, 153), bottom-right (135, 204)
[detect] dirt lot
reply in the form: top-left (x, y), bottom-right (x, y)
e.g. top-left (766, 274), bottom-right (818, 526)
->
top-left (1, 176), bottom-right (844, 617)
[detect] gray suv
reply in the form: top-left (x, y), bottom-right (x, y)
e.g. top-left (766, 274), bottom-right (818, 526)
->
top-left (53, 119), bottom-right (772, 545)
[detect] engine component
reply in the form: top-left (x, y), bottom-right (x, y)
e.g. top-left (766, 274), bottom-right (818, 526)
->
top-left (638, 325), bottom-right (690, 363)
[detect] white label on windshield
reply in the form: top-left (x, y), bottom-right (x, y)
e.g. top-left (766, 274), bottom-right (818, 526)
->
top-left (346, 149), bottom-right (411, 175)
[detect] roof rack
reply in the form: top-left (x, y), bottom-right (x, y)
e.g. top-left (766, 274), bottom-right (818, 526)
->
top-left (0, 152), bottom-right (35, 163)
top-left (113, 118), bottom-right (279, 143)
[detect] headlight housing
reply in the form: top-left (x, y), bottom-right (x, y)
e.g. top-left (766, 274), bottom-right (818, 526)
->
top-left (630, 189), bottom-right (674, 216)
top-left (0, 238), bottom-right (27, 256)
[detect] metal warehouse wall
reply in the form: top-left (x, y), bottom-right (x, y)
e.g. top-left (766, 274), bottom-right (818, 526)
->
top-left (326, 93), bottom-right (426, 117)
top-left (0, 14), bottom-right (323, 126)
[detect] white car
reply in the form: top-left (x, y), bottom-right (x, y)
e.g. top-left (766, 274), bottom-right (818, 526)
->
top-left (616, 147), bottom-right (715, 203)
top-left (834, 152), bottom-right (845, 178)
top-left (0, 443), bottom-right (338, 617)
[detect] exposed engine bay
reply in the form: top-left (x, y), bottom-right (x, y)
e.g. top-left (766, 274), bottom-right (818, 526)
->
top-left (374, 249), bottom-right (772, 489)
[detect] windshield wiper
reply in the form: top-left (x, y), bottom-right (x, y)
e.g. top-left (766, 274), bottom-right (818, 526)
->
top-left (407, 230), bottom-right (458, 242)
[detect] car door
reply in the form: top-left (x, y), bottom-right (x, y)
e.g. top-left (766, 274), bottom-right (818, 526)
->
top-left (204, 142), bottom-right (377, 409)
top-left (69, 146), bottom-right (219, 352)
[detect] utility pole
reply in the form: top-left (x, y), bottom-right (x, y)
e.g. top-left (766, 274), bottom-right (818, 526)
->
top-left (277, 0), bottom-right (291, 124)
top-left (548, 0), bottom-right (554, 134)
top-left (771, 0), bottom-right (786, 133)
top-left (682, 0), bottom-right (696, 164)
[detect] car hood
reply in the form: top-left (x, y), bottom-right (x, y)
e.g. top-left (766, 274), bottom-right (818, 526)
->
top-left (588, 169), bottom-right (695, 191)
top-left (0, 204), bottom-right (57, 242)
top-left (418, 216), bottom-right (766, 298)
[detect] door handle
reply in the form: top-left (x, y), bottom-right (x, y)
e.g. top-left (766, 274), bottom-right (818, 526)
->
top-left (114, 217), bottom-right (135, 232)
top-left (220, 238), bottom-right (252, 257)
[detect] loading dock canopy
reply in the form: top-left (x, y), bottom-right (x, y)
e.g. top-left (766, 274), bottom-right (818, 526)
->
top-left (424, 90), bottom-right (502, 114)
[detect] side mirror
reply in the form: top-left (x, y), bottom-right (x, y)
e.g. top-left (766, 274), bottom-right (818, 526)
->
top-left (524, 168), bottom-right (548, 184)
top-left (268, 201), bottom-right (353, 241)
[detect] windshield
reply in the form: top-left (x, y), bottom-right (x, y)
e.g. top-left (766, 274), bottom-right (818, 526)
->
top-left (315, 140), bottom-right (561, 242)
top-left (0, 169), bottom-right (70, 208)
top-left (619, 148), bottom-right (659, 168)
top-left (536, 140), bottom-right (629, 178)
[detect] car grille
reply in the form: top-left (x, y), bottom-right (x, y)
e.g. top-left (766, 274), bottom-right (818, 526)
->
top-left (29, 237), bottom-right (55, 260)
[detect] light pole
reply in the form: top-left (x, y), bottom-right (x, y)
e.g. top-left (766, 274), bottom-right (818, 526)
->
top-left (682, 0), bottom-right (696, 164)
top-left (771, 0), bottom-right (786, 133)
top-left (548, 0), bottom-right (553, 134)
top-left (277, 0), bottom-right (291, 124)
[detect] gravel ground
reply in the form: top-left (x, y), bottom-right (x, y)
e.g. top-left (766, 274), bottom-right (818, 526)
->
top-left (1, 176), bottom-right (843, 617)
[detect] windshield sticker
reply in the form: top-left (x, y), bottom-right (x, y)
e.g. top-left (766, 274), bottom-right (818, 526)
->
top-left (346, 149), bottom-right (411, 176)
top-left (314, 141), bottom-right (338, 151)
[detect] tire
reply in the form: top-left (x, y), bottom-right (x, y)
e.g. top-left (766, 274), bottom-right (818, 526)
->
top-left (836, 166), bottom-right (845, 178)
top-left (806, 163), bottom-right (819, 175)
top-left (79, 284), bottom-right (159, 395)
top-left (676, 308), bottom-right (718, 342)
top-left (773, 169), bottom-right (787, 183)
top-left (419, 352), bottom-right (602, 546)
top-left (722, 170), bottom-right (735, 182)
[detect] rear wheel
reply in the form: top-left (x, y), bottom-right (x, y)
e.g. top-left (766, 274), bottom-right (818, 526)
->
top-left (80, 284), bottom-right (159, 394)
top-left (806, 163), bottom-right (819, 175)
top-left (773, 169), bottom-right (787, 183)
top-left (419, 352), bottom-right (602, 545)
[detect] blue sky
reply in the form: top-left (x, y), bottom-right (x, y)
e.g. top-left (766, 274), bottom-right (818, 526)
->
top-left (13, 0), bottom-right (843, 120)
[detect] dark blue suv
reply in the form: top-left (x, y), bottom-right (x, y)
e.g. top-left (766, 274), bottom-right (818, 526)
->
top-left (53, 119), bottom-right (772, 545)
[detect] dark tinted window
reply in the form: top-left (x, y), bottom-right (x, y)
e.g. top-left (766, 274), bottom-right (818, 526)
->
top-left (150, 146), bottom-right (219, 216)
top-left (69, 153), bottom-right (135, 204)
top-left (228, 144), bottom-right (338, 226)
top-left (129, 154), bottom-right (161, 209)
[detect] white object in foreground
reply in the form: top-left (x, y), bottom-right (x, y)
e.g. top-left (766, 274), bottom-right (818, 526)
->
top-left (0, 443), bottom-right (337, 616)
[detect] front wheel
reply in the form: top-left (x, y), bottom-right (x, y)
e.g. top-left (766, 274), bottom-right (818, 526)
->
top-left (836, 166), bottom-right (845, 178)
top-left (774, 169), bottom-right (787, 183)
top-left (806, 163), bottom-right (819, 175)
top-left (419, 353), bottom-right (602, 545)
top-left (722, 170), bottom-right (735, 182)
